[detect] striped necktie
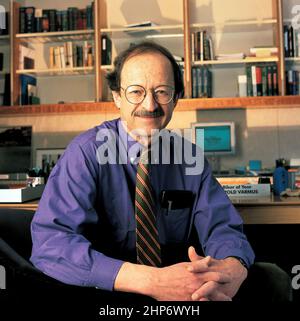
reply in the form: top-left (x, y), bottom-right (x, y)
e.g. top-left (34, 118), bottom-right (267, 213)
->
top-left (135, 149), bottom-right (161, 267)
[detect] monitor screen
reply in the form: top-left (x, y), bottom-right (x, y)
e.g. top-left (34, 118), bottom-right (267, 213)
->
top-left (191, 122), bottom-right (235, 156)
top-left (0, 126), bottom-right (32, 173)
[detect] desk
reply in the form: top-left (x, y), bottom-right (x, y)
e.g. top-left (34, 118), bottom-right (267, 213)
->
top-left (1, 197), bottom-right (300, 224)
top-left (233, 196), bottom-right (300, 224)
top-left (0, 200), bottom-right (38, 211)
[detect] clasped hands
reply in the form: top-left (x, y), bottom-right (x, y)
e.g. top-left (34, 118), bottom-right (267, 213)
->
top-left (153, 246), bottom-right (248, 301)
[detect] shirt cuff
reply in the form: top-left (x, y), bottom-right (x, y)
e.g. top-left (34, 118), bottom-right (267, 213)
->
top-left (86, 252), bottom-right (125, 291)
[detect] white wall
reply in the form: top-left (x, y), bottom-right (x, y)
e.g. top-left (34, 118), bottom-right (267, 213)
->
top-left (1, 1), bottom-right (300, 172)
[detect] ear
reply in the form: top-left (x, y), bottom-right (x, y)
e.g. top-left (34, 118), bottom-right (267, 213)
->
top-left (112, 91), bottom-right (121, 109)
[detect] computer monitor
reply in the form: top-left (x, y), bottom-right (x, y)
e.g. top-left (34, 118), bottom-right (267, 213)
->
top-left (0, 126), bottom-right (32, 174)
top-left (191, 122), bottom-right (236, 156)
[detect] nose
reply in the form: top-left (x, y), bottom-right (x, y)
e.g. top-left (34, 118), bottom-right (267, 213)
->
top-left (141, 90), bottom-right (158, 111)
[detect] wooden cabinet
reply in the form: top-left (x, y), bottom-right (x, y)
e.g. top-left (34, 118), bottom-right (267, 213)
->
top-left (1, 0), bottom-right (300, 114)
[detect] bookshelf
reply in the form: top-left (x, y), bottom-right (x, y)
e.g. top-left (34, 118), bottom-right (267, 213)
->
top-left (282, 0), bottom-right (300, 96)
top-left (1, 0), bottom-right (300, 112)
top-left (10, 0), bottom-right (100, 106)
top-left (16, 66), bottom-right (94, 77)
top-left (0, 0), bottom-right (10, 107)
top-left (15, 29), bottom-right (95, 43)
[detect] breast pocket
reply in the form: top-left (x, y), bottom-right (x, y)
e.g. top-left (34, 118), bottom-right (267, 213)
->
top-left (159, 207), bottom-right (192, 243)
top-left (158, 190), bottom-right (194, 243)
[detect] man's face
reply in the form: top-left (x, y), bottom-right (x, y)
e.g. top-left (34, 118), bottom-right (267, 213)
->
top-left (112, 52), bottom-right (176, 139)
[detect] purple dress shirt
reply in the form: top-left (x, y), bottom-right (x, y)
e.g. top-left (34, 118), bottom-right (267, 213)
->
top-left (30, 118), bottom-right (255, 291)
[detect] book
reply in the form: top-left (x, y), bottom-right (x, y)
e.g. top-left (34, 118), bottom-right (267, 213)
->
top-left (249, 47), bottom-right (278, 57)
top-left (25, 7), bottom-right (35, 33)
top-left (20, 74), bottom-right (37, 105)
top-left (124, 21), bottom-right (159, 35)
top-left (216, 52), bottom-right (245, 60)
top-left (35, 8), bottom-right (43, 32)
top-left (101, 35), bottom-right (112, 65)
top-left (19, 7), bottom-right (27, 33)
top-left (125, 21), bottom-right (158, 28)
top-left (19, 44), bottom-right (35, 69)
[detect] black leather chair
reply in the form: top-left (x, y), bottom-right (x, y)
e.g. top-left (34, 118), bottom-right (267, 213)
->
top-left (0, 208), bottom-right (74, 289)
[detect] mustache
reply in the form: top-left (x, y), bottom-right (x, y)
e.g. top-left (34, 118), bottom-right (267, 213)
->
top-left (134, 108), bottom-right (164, 118)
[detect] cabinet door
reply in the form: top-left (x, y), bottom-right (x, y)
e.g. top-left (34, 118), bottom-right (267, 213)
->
top-left (283, 0), bottom-right (300, 96)
top-left (189, 0), bottom-right (280, 98)
top-left (0, 0), bottom-right (10, 106)
top-left (99, 0), bottom-right (185, 101)
top-left (12, 0), bottom-right (98, 105)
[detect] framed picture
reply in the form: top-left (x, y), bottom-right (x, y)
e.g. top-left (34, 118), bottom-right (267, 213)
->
top-left (36, 148), bottom-right (65, 175)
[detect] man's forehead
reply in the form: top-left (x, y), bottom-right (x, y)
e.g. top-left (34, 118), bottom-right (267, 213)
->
top-left (121, 52), bottom-right (174, 81)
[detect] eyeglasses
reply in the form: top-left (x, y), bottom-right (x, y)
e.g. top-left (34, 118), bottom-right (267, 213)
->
top-left (121, 85), bottom-right (175, 105)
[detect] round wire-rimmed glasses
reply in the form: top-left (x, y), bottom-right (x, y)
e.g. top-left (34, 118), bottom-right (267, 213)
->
top-left (121, 85), bottom-right (175, 105)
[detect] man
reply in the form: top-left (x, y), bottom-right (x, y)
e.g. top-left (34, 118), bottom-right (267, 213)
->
top-left (30, 42), bottom-right (254, 301)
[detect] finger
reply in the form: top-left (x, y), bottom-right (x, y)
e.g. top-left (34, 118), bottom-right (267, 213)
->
top-left (199, 297), bottom-right (210, 301)
top-left (191, 281), bottom-right (218, 301)
top-left (187, 255), bottom-right (212, 272)
top-left (188, 246), bottom-right (204, 262)
top-left (209, 291), bottom-right (232, 302)
top-left (200, 271), bottom-right (231, 284)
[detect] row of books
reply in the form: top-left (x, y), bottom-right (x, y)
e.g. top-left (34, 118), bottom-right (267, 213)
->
top-left (191, 66), bottom-right (213, 98)
top-left (49, 42), bottom-right (93, 69)
top-left (19, 3), bottom-right (94, 34)
top-left (246, 63), bottom-right (278, 97)
top-left (191, 30), bottom-right (214, 61)
top-left (286, 69), bottom-right (300, 95)
top-left (283, 24), bottom-right (300, 58)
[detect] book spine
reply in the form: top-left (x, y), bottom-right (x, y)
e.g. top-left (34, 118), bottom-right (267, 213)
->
top-left (35, 15), bottom-right (43, 33)
top-left (284, 25), bottom-right (289, 57)
top-left (48, 10), bottom-right (57, 32)
top-left (246, 65), bottom-right (253, 96)
top-left (49, 47), bottom-right (54, 69)
top-left (191, 32), bottom-right (195, 62)
top-left (25, 7), bottom-right (36, 33)
top-left (267, 65), bottom-right (273, 96)
top-left (19, 7), bottom-right (26, 33)
top-left (251, 65), bottom-right (257, 97)
top-left (256, 66), bottom-right (262, 96)
top-left (60, 46), bottom-right (66, 69)
top-left (289, 25), bottom-right (294, 57)
top-left (59, 11), bottom-right (67, 32)
top-left (272, 64), bottom-right (278, 95)
top-left (42, 11), bottom-right (49, 32)
top-left (192, 67), bottom-right (196, 98)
